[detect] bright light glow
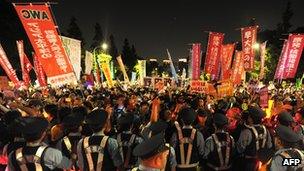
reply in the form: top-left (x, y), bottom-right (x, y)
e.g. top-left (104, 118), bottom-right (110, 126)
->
top-left (102, 43), bottom-right (108, 50)
top-left (253, 43), bottom-right (260, 50)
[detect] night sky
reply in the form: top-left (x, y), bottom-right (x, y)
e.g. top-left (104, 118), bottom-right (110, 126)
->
top-left (29, 0), bottom-right (304, 60)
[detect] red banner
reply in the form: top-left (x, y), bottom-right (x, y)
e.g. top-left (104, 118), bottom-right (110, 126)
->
top-left (283, 34), bottom-right (304, 78)
top-left (221, 44), bottom-right (235, 80)
top-left (217, 82), bottom-right (233, 99)
top-left (0, 44), bottom-right (20, 85)
top-left (17, 40), bottom-right (33, 86)
top-left (241, 26), bottom-right (257, 71)
top-left (274, 40), bottom-right (289, 79)
top-left (231, 51), bottom-right (244, 85)
top-left (14, 4), bottom-right (76, 86)
top-left (191, 43), bottom-right (201, 80)
top-left (204, 32), bottom-right (224, 80)
top-left (259, 86), bottom-right (269, 108)
top-left (33, 53), bottom-right (47, 87)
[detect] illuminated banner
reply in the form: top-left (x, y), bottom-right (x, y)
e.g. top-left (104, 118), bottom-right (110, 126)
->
top-left (191, 43), bottom-right (201, 80)
top-left (33, 53), bottom-right (47, 87)
top-left (241, 26), bottom-right (257, 70)
top-left (85, 51), bottom-right (93, 75)
top-left (283, 34), bottom-right (304, 78)
top-left (221, 44), bottom-right (235, 80)
top-left (98, 53), bottom-right (113, 87)
top-left (259, 86), bottom-right (269, 108)
top-left (61, 36), bottom-right (81, 80)
top-left (167, 49), bottom-right (179, 83)
top-left (138, 60), bottom-right (146, 85)
top-left (231, 51), bottom-right (244, 85)
top-left (116, 55), bottom-right (130, 83)
top-left (204, 32), bottom-right (224, 80)
top-left (14, 4), bottom-right (76, 85)
top-left (0, 44), bottom-right (20, 85)
top-left (217, 82), bottom-right (233, 99)
top-left (259, 41), bottom-right (267, 80)
top-left (274, 40), bottom-right (289, 79)
top-left (17, 40), bottom-right (33, 86)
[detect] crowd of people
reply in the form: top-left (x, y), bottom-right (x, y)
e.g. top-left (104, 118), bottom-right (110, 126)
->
top-left (0, 80), bottom-right (303, 171)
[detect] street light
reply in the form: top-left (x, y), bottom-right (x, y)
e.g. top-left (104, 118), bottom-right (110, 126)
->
top-left (253, 43), bottom-right (260, 50)
top-left (102, 43), bottom-right (108, 51)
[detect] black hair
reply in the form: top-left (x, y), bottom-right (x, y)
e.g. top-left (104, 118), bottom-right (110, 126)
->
top-left (44, 104), bottom-right (58, 118)
top-left (89, 124), bottom-right (104, 133)
top-left (3, 110), bottom-right (22, 126)
top-left (57, 107), bottom-right (72, 122)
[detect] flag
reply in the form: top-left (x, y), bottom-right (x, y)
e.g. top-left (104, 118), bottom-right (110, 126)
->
top-left (166, 49), bottom-right (179, 83)
top-left (221, 44), bottom-right (235, 80)
top-left (17, 40), bottom-right (33, 86)
top-left (14, 4), bottom-right (76, 86)
top-left (33, 53), bottom-right (47, 87)
top-left (191, 44), bottom-right (201, 80)
top-left (98, 53), bottom-right (113, 87)
top-left (241, 26), bottom-right (258, 71)
top-left (259, 41), bottom-right (267, 80)
top-left (0, 43), bottom-right (20, 86)
top-left (231, 51), bottom-right (244, 85)
top-left (204, 32), bottom-right (224, 80)
top-left (85, 51), bottom-right (93, 75)
top-left (116, 55), bottom-right (130, 83)
top-left (274, 40), bottom-right (289, 80)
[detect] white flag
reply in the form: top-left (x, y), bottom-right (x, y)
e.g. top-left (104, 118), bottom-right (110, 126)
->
top-left (85, 51), bottom-right (93, 75)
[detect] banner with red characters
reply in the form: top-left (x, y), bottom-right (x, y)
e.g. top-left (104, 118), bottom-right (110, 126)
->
top-left (221, 44), bottom-right (235, 80)
top-left (204, 32), bottom-right (224, 80)
top-left (231, 51), bottom-right (244, 85)
top-left (274, 40), bottom-right (289, 80)
top-left (241, 26), bottom-right (257, 71)
top-left (17, 40), bottom-right (33, 86)
top-left (33, 53), bottom-right (47, 87)
top-left (191, 43), bottom-right (201, 80)
top-left (14, 4), bottom-right (76, 86)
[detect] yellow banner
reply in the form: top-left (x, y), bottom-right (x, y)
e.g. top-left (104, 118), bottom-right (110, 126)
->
top-left (116, 55), bottom-right (130, 83)
top-left (98, 54), bottom-right (113, 87)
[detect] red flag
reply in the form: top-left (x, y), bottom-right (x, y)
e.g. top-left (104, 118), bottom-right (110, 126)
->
top-left (231, 51), bottom-right (244, 85)
top-left (221, 44), bottom-right (235, 80)
top-left (274, 40), bottom-right (289, 79)
top-left (17, 40), bottom-right (33, 86)
top-left (204, 32), bottom-right (224, 80)
top-left (33, 53), bottom-right (47, 87)
top-left (0, 43), bottom-right (20, 86)
top-left (14, 4), bottom-right (76, 85)
top-left (241, 26), bottom-right (258, 71)
top-left (283, 34), bottom-right (304, 78)
top-left (191, 43), bottom-right (201, 80)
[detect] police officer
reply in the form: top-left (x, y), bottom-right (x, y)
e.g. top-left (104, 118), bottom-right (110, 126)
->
top-left (170, 107), bottom-right (204, 171)
top-left (277, 111), bottom-right (294, 128)
top-left (117, 114), bottom-right (143, 170)
top-left (77, 109), bottom-right (124, 171)
top-left (268, 125), bottom-right (304, 171)
top-left (237, 106), bottom-right (273, 171)
top-left (132, 133), bottom-right (170, 171)
top-left (203, 113), bottom-right (235, 171)
top-left (8, 117), bottom-right (72, 171)
top-left (56, 113), bottom-right (83, 170)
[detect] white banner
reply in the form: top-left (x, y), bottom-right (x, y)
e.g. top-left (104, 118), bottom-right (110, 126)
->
top-left (85, 51), bottom-right (93, 75)
top-left (61, 36), bottom-right (82, 80)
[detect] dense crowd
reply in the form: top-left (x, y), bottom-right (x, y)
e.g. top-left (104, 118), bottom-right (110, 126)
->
top-left (0, 81), bottom-right (304, 171)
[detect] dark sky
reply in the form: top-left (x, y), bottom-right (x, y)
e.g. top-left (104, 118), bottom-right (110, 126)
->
top-left (50, 0), bottom-right (304, 60)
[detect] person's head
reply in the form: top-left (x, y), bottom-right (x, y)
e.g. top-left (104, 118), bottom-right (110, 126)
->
top-left (294, 108), bottom-right (304, 124)
top-left (21, 117), bottom-right (49, 142)
top-left (278, 111), bottom-right (294, 127)
top-left (57, 107), bottom-right (72, 122)
top-left (133, 133), bottom-right (170, 169)
top-left (140, 101), bottom-right (150, 114)
top-left (62, 113), bottom-right (83, 133)
top-left (118, 114), bottom-right (134, 131)
top-left (179, 107), bottom-right (197, 126)
top-left (116, 95), bottom-right (125, 106)
top-left (274, 125), bottom-right (301, 149)
top-left (3, 110), bottom-right (22, 126)
top-left (27, 99), bottom-right (44, 115)
top-left (43, 104), bottom-right (58, 121)
top-left (213, 113), bottom-right (228, 130)
top-left (196, 108), bottom-right (209, 126)
top-left (85, 109), bottom-right (109, 133)
top-left (247, 106), bottom-right (265, 125)
top-left (159, 108), bottom-right (171, 122)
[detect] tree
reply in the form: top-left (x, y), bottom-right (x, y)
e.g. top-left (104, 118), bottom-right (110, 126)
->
top-left (66, 17), bottom-right (85, 48)
top-left (276, 1), bottom-right (293, 35)
top-left (109, 34), bottom-right (118, 58)
top-left (121, 39), bottom-right (135, 75)
top-left (90, 23), bottom-right (104, 50)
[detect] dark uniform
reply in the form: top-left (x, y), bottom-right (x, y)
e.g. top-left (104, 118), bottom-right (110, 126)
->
top-left (237, 106), bottom-right (273, 171)
top-left (170, 107), bottom-right (204, 171)
top-left (77, 109), bottom-right (123, 171)
top-left (203, 113), bottom-right (236, 171)
top-left (132, 133), bottom-right (170, 171)
top-left (8, 117), bottom-right (72, 171)
top-left (267, 125), bottom-right (304, 171)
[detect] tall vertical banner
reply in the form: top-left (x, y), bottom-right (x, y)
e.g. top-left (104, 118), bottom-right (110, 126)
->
top-left (188, 48), bottom-right (193, 79)
top-left (0, 43), bottom-right (20, 85)
top-left (85, 51), bottom-right (93, 75)
top-left (231, 51), bottom-right (244, 85)
top-left (204, 32), bottom-right (224, 80)
top-left (116, 55), bottom-right (130, 83)
top-left (283, 34), bottom-right (304, 78)
top-left (98, 53), bottom-right (113, 87)
top-left (259, 41), bottom-right (267, 80)
top-left (166, 49), bottom-right (179, 83)
top-left (221, 44), bottom-right (235, 80)
top-left (241, 26), bottom-right (258, 71)
top-left (17, 40), bottom-right (33, 86)
top-left (138, 60), bottom-right (146, 85)
top-left (14, 4), bottom-right (76, 86)
top-left (61, 36), bottom-right (81, 80)
top-left (274, 40), bottom-right (289, 80)
top-left (191, 43), bottom-right (201, 80)
top-left (259, 86), bottom-right (269, 108)
top-left (33, 53), bottom-right (47, 87)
